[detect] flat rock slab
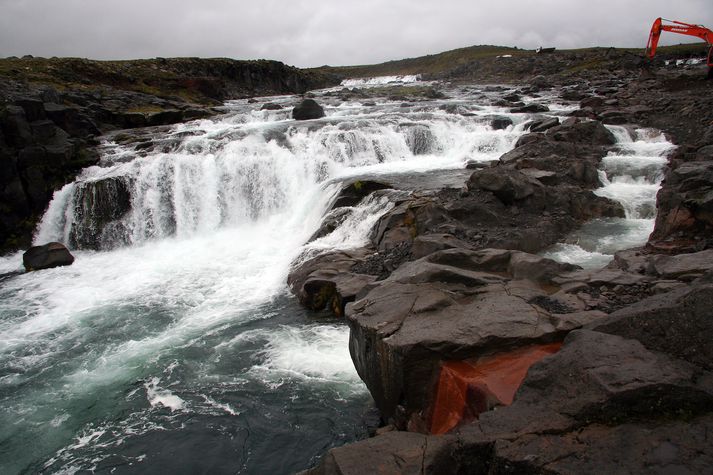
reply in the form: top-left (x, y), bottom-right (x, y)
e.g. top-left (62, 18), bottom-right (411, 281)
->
top-left (310, 329), bottom-right (713, 474)
top-left (346, 247), bottom-right (600, 426)
top-left (490, 415), bottom-right (713, 474)
top-left (590, 279), bottom-right (713, 370)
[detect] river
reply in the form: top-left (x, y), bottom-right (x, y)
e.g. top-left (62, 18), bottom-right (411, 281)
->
top-left (0, 78), bottom-right (671, 474)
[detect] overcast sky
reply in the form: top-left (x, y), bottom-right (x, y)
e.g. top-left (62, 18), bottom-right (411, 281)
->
top-left (1, 0), bottom-right (712, 67)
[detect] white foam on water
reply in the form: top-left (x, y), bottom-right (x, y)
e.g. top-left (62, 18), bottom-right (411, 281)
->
top-left (0, 251), bottom-right (23, 273)
top-left (145, 378), bottom-right (185, 412)
top-left (302, 192), bottom-right (398, 256)
top-left (248, 324), bottom-right (365, 390)
top-left (201, 395), bottom-right (240, 416)
top-left (340, 75), bottom-right (422, 87)
top-left (50, 413), bottom-right (71, 428)
top-left (43, 408), bottom-right (171, 473)
top-left (542, 243), bottom-right (612, 270)
top-left (544, 125), bottom-right (674, 267)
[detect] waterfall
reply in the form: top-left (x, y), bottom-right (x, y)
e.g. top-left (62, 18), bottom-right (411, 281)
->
top-left (2, 89), bottom-right (530, 474)
top-left (35, 100), bottom-right (525, 250)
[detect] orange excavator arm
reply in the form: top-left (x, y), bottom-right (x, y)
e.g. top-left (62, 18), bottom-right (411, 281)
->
top-left (645, 17), bottom-right (713, 67)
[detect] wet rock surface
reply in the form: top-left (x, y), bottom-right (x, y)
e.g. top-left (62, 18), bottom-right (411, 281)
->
top-left (297, 60), bottom-right (713, 473)
top-left (4, 46), bottom-right (713, 473)
top-left (23, 241), bottom-right (74, 271)
top-left (68, 177), bottom-right (133, 250)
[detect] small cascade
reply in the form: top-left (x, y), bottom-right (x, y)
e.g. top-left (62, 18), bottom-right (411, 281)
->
top-left (543, 126), bottom-right (675, 268)
top-left (35, 100), bottom-right (526, 250)
top-left (340, 75), bottom-right (422, 87)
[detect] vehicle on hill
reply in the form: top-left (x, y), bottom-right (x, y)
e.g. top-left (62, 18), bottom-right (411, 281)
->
top-left (645, 17), bottom-right (713, 79)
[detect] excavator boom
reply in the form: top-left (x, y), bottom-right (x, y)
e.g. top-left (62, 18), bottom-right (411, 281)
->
top-left (645, 17), bottom-right (713, 68)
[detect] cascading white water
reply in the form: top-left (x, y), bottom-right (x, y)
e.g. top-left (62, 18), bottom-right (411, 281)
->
top-left (340, 75), bottom-right (423, 87)
top-left (1, 88), bottom-right (528, 474)
top-left (543, 125), bottom-right (675, 268)
top-left (36, 106), bottom-right (525, 249)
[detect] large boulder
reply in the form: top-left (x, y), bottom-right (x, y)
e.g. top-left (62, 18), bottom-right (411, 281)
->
top-left (288, 248), bottom-right (378, 317)
top-left (528, 116), bottom-right (559, 133)
top-left (401, 123), bottom-right (437, 155)
top-left (498, 120), bottom-right (616, 189)
top-left (648, 160), bottom-right (713, 253)
top-left (365, 174), bottom-right (621, 257)
top-left (310, 328), bottom-right (713, 474)
top-left (23, 242), bottom-right (75, 271)
top-left (468, 168), bottom-right (537, 204)
top-left (490, 117), bottom-right (513, 130)
top-left (331, 180), bottom-right (392, 209)
top-left (510, 103), bottom-right (549, 113)
top-left (346, 248), bottom-right (591, 428)
top-left (292, 99), bottom-right (325, 120)
top-left (589, 277), bottom-right (713, 370)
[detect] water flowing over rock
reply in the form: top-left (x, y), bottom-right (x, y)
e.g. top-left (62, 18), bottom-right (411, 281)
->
top-left (0, 57), bottom-right (337, 252)
top-left (69, 177), bottom-right (133, 250)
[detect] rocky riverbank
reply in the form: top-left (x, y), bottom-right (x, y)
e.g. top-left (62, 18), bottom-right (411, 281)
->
top-left (2, 44), bottom-right (712, 472)
top-left (290, 61), bottom-right (713, 472)
top-left (0, 57), bottom-right (337, 251)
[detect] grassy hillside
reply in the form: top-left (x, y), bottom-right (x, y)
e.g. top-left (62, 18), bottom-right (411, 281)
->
top-left (309, 45), bottom-right (523, 78)
top-left (0, 56), bottom-right (337, 105)
top-left (310, 43), bottom-right (710, 81)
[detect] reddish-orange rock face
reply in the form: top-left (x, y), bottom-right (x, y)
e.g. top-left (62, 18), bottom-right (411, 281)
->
top-left (430, 343), bottom-right (562, 434)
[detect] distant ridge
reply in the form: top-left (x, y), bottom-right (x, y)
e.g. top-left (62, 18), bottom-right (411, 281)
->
top-left (310, 43), bottom-right (710, 80)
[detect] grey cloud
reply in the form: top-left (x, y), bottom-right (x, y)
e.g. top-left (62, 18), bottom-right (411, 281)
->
top-left (0, 0), bottom-right (711, 67)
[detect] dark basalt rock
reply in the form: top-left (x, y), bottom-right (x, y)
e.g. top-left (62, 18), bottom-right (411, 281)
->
top-left (510, 103), bottom-right (549, 113)
top-left (345, 248), bottom-right (588, 428)
top-left (292, 99), bottom-right (325, 120)
top-left (311, 326), bottom-right (713, 474)
top-left (43, 103), bottom-right (100, 137)
top-left (0, 105), bottom-right (33, 148)
top-left (331, 180), bottom-right (392, 209)
top-left (0, 98), bottom-right (102, 252)
top-left (287, 249), bottom-right (377, 317)
top-left (468, 168), bottom-right (537, 204)
top-left (490, 117), bottom-right (513, 130)
top-left (260, 102), bottom-right (283, 111)
top-left (119, 112), bottom-right (148, 129)
top-left (23, 242), bottom-right (74, 271)
top-left (146, 109), bottom-right (184, 127)
top-left (498, 120), bottom-right (616, 189)
top-left (15, 97), bottom-right (46, 122)
top-left (302, 55), bottom-right (713, 475)
top-left (68, 176), bottom-right (132, 250)
top-left (528, 116), bottom-right (559, 133)
top-left (589, 277), bottom-right (713, 370)
top-left (648, 159), bottom-right (713, 253)
top-left (401, 123), bottom-right (437, 155)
